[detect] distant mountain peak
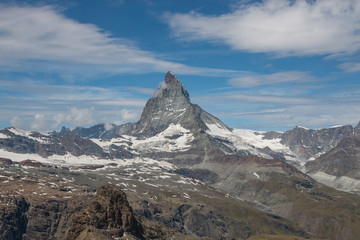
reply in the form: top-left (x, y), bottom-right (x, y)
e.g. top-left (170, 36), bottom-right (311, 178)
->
top-left (131, 72), bottom-right (228, 137)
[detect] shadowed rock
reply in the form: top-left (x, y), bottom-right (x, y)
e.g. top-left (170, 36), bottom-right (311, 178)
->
top-left (65, 184), bottom-right (145, 240)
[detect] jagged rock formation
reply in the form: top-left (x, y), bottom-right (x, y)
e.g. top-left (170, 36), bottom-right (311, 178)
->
top-left (65, 184), bottom-right (192, 240)
top-left (131, 71), bottom-right (229, 137)
top-left (280, 125), bottom-right (355, 161)
top-left (65, 184), bottom-right (145, 240)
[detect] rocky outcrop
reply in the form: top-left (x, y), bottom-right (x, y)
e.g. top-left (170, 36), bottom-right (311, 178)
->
top-left (0, 157), bottom-right (13, 167)
top-left (0, 196), bottom-right (29, 240)
top-left (65, 184), bottom-right (145, 240)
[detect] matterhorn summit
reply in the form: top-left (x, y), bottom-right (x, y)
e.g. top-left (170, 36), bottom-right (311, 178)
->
top-left (131, 71), bottom-right (228, 137)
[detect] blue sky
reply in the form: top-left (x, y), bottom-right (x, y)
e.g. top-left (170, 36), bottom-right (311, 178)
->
top-left (1, 0), bottom-right (360, 132)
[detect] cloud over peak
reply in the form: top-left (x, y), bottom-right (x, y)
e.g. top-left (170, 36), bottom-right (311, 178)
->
top-left (166, 0), bottom-right (360, 57)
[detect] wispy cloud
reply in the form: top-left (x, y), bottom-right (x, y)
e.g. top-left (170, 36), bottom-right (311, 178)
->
top-left (228, 71), bottom-right (315, 88)
top-left (166, 0), bottom-right (360, 57)
top-left (0, 4), bottom-right (241, 77)
top-left (0, 79), bottom-right (147, 131)
top-left (338, 62), bottom-right (360, 73)
top-left (194, 80), bottom-right (360, 131)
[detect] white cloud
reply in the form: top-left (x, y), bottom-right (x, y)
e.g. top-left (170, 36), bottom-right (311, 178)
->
top-left (338, 62), bottom-right (360, 73)
top-left (227, 93), bottom-right (315, 105)
top-left (10, 116), bottom-right (25, 129)
top-left (0, 79), bottom-right (148, 131)
top-left (119, 109), bottom-right (140, 122)
top-left (94, 99), bottom-right (146, 107)
top-left (125, 87), bottom-right (155, 95)
top-left (0, 4), bottom-right (242, 77)
top-left (52, 107), bottom-right (96, 128)
top-left (30, 114), bottom-right (49, 131)
top-left (229, 71), bottom-right (315, 88)
top-left (194, 83), bottom-right (360, 130)
top-left (166, 0), bottom-right (360, 57)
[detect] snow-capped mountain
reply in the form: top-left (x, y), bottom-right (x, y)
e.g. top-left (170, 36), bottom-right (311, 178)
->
top-left (131, 71), bottom-right (229, 137)
top-left (1, 72), bottom-right (360, 240)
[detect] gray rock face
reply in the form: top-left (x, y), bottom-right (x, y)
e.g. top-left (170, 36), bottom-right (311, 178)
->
top-left (305, 134), bottom-right (360, 179)
top-left (280, 125), bottom-right (355, 160)
top-left (131, 71), bottom-right (228, 137)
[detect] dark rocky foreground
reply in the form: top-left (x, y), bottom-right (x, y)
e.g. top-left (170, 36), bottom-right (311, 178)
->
top-left (0, 161), bottom-right (314, 240)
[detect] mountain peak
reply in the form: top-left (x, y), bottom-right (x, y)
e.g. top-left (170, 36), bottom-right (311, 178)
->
top-left (131, 72), bottom-right (228, 137)
top-left (164, 71), bottom-right (179, 85)
top-left (156, 71), bottom-right (189, 99)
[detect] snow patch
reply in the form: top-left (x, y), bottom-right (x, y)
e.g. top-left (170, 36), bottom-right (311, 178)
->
top-left (91, 124), bottom-right (194, 154)
top-left (0, 148), bottom-right (175, 169)
top-left (6, 127), bottom-right (51, 144)
top-left (206, 124), bottom-right (274, 158)
top-left (0, 133), bottom-right (9, 139)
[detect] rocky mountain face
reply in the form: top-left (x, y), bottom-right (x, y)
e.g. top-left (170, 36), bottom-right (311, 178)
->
top-left (280, 125), bottom-right (355, 161)
top-left (305, 133), bottom-right (360, 194)
top-left (1, 72), bottom-right (360, 240)
top-left (131, 71), bottom-right (229, 137)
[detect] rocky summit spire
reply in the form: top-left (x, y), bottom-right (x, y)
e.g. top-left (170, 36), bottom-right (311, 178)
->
top-left (131, 72), bottom-right (229, 137)
top-left (161, 71), bottom-right (189, 99)
top-left (164, 71), bottom-right (179, 85)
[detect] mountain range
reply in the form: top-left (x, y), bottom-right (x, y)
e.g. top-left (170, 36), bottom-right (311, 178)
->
top-left (1, 72), bottom-right (360, 240)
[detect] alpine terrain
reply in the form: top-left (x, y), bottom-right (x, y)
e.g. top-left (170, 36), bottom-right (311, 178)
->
top-left (1, 72), bottom-right (360, 240)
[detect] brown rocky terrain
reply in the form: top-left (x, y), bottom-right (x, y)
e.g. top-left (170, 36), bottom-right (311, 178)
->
top-left (0, 159), bottom-right (311, 240)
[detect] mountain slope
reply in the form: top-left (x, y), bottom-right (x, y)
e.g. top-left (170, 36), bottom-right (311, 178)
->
top-left (305, 134), bottom-right (360, 194)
